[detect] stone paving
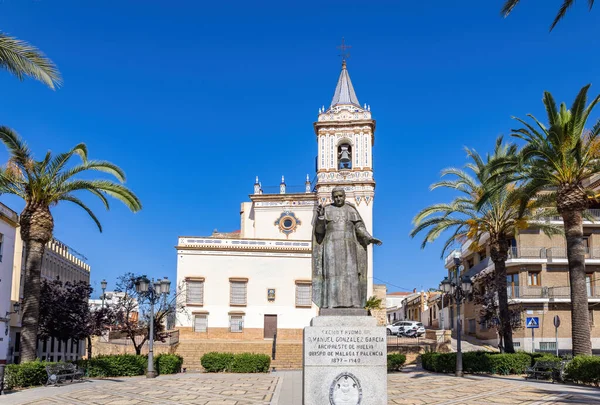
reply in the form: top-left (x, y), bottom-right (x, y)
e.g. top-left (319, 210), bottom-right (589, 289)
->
top-left (387, 370), bottom-right (600, 405)
top-left (2, 369), bottom-right (600, 405)
top-left (2, 373), bottom-right (279, 405)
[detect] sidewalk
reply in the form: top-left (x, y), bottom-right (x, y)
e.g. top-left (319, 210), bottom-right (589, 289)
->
top-left (2, 367), bottom-right (598, 404)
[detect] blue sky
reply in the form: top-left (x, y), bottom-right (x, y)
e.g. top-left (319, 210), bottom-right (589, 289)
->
top-left (1, 1), bottom-right (600, 298)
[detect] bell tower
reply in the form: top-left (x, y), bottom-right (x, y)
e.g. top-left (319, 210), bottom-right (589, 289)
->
top-left (314, 59), bottom-right (376, 296)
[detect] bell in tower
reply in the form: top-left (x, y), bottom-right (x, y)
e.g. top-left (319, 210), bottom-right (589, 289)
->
top-left (338, 144), bottom-right (352, 169)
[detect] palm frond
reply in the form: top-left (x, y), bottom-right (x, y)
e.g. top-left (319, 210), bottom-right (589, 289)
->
top-left (58, 194), bottom-right (103, 232)
top-left (0, 32), bottom-right (62, 89)
top-left (550, 0), bottom-right (576, 31)
top-left (501, 0), bottom-right (521, 16)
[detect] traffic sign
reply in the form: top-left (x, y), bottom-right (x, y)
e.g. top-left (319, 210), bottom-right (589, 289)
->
top-left (526, 317), bottom-right (539, 328)
top-left (553, 315), bottom-right (560, 328)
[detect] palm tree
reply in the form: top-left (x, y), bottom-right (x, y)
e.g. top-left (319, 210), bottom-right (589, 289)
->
top-left (0, 31), bottom-right (62, 89)
top-left (506, 84), bottom-right (600, 355)
top-left (411, 138), bottom-right (560, 353)
top-left (501, 0), bottom-right (595, 31)
top-left (0, 127), bottom-right (141, 362)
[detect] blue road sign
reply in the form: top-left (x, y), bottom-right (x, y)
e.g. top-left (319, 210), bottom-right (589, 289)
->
top-left (526, 317), bottom-right (539, 329)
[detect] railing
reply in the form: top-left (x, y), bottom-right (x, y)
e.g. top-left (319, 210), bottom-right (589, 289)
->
top-left (507, 285), bottom-right (600, 299)
top-left (508, 247), bottom-right (546, 259)
top-left (103, 329), bottom-right (179, 346)
top-left (386, 334), bottom-right (435, 347)
top-left (542, 209), bottom-right (600, 222)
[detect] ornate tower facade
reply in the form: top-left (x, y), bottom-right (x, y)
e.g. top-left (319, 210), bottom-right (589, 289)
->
top-left (314, 60), bottom-right (376, 296)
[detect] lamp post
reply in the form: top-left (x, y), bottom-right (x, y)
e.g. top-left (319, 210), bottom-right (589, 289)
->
top-left (101, 279), bottom-right (108, 309)
top-left (440, 254), bottom-right (472, 378)
top-left (135, 276), bottom-right (171, 378)
top-left (0, 301), bottom-right (21, 395)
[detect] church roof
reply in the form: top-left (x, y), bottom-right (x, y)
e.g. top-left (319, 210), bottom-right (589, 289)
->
top-left (330, 60), bottom-right (360, 108)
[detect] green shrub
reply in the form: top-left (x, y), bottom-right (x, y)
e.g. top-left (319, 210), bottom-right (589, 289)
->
top-left (229, 353), bottom-right (271, 373)
top-left (488, 353), bottom-right (531, 375)
top-left (82, 354), bottom-right (146, 377)
top-left (421, 352), bottom-right (532, 375)
top-left (201, 352), bottom-right (235, 373)
top-left (387, 353), bottom-right (406, 372)
top-left (4, 361), bottom-right (54, 389)
top-left (200, 352), bottom-right (271, 373)
top-left (155, 354), bottom-right (183, 375)
top-left (565, 356), bottom-right (600, 386)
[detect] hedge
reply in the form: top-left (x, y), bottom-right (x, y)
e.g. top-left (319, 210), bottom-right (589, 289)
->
top-left (200, 352), bottom-right (271, 373)
top-left (565, 356), bottom-right (600, 386)
top-left (80, 354), bottom-right (147, 377)
top-left (421, 352), bottom-right (543, 375)
top-left (4, 361), bottom-right (55, 389)
top-left (155, 354), bottom-right (184, 375)
top-left (387, 353), bottom-right (406, 372)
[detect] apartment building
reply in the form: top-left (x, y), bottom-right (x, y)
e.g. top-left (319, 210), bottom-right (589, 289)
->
top-left (443, 208), bottom-right (600, 353)
top-left (0, 203), bottom-right (19, 368)
top-left (386, 291), bottom-right (414, 324)
top-left (9, 237), bottom-right (91, 363)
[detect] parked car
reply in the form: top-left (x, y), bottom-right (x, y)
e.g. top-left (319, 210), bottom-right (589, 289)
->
top-left (396, 321), bottom-right (426, 337)
top-left (386, 320), bottom-right (405, 335)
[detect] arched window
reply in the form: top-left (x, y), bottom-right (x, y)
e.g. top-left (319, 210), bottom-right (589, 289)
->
top-left (337, 143), bottom-right (352, 169)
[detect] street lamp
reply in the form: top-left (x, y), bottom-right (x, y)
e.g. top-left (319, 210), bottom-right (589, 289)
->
top-left (439, 260), bottom-right (472, 378)
top-left (101, 279), bottom-right (108, 309)
top-left (135, 276), bottom-right (171, 378)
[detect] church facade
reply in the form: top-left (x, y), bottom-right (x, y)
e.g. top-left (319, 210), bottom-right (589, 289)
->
top-left (175, 60), bottom-right (377, 341)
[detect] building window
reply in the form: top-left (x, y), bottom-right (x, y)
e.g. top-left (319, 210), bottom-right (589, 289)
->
top-left (539, 342), bottom-right (557, 352)
top-left (295, 283), bottom-right (312, 307)
top-left (590, 310), bottom-right (595, 327)
top-left (186, 280), bottom-right (204, 305)
top-left (230, 281), bottom-right (247, 306)
top-left (230, 315), bottom-right (244, 332)
top-left (583, 236), bottom-right (590, 258)
top-left (513, 342), bottom-right (521, 348)
top-left (0, 233), bottom-right (3, 262)
top-left (528, 271), bottom-right (541, 286)
top-left (193, 315), bottom-right (208, 332)
top-left (479, 250), bottom-right (487, 261)
top-left (507, 274), bottom-right (519, 298)
top-left (586, 274), bottom-right (594, 297)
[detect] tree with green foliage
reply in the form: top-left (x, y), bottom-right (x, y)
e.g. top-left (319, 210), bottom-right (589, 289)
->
top-left (501, 0), bottom-right (595, 31)
top-left (0, 127), bottom-right (141, 362)
top-left (502, 84), bottom-right (600, 355)
top-left (0, 31), bottom-right (61, 89)
top-left (364, 295), bottom-right (383, 316)
top-left (411, 138), bottom-right (560, 353)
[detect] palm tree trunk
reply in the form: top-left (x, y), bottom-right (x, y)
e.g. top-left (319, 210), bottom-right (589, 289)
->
top-left (19, 239), bottom-right (46, 362)
top-left (491, 239), bottom-right (514, 353)
top-left (562, 209), bottom-right (592, 356)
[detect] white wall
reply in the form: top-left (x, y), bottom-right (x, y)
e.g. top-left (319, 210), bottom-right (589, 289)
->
top-left (177, 248), bottom-right (317, 330)
top-left (0, 216), bottom-right (17, 364)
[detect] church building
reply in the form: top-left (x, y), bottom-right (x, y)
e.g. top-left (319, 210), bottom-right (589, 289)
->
top-left (175, 60), bottom-right (377, 341)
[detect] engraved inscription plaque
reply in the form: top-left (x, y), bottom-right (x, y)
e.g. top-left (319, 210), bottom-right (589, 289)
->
top-left (329, 372), bottom-right (362, 405)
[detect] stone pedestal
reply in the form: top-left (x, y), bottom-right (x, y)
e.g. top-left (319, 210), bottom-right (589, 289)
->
top-left (303, 315), bottom-right (387, 405)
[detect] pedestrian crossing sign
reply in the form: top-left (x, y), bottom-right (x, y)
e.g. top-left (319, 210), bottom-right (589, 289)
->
top-left (526, 317), bottom-right (539, 328)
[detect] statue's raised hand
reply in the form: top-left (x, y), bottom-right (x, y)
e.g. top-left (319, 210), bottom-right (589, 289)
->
top-left (317, 204), bottom-right (325, 218)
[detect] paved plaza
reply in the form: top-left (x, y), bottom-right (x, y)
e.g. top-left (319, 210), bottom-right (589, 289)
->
top-left (2, 368), bottom-right (599, 405)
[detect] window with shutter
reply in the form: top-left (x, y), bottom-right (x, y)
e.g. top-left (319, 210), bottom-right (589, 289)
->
top-left (230, 315), bottom-right (244, 332)
top-left (194, 315), bottom-right (208, 332)
top-left (295, 283), bottom-right (312, 307)
top-left (230, 281), bottom-right (247, 305)
top-left (186, 280), bottom-right (204, 304)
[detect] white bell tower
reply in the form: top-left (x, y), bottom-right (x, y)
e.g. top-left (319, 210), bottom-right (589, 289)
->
top-left (314, 59), bottom-right (377, 297)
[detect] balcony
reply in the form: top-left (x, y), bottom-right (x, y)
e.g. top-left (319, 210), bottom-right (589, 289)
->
top-left (542, 209), bottom-right (600, 222)
top-left (508, 247), bottom-right (546, 259)
top-left (507, 285), bottom-right (600, 300)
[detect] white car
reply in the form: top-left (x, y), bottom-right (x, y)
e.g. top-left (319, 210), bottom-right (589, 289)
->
top-left (386, 320), bottom-right (405, 335)
top-left (397, 321), bottom-right (426, 336)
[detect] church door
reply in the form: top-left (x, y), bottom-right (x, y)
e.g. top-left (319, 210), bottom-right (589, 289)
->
top-left (264, 315), bottom-right (277, 339)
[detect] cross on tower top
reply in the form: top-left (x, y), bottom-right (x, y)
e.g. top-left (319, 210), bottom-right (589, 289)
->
top-left (337, 37), bottom-right (351, 64)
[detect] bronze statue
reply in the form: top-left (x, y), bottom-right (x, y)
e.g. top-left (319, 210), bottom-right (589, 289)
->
top-left (312, 187), bottom-right (382, 309)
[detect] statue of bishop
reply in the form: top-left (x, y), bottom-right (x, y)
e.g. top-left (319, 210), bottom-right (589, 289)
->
top-left (312, 187), bottom-right (382, 309)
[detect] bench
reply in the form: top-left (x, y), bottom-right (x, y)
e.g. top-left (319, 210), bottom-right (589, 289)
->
top-left (525, 360), bottom-right (566, 383)
top-left (45, 363), bottom-right (84, 386)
